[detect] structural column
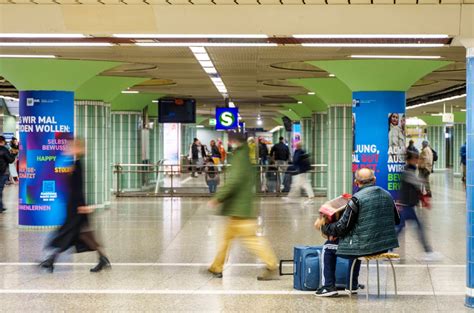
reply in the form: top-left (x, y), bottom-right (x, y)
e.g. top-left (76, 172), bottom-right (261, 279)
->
top-left (452, 123), bottom-right (467, 176)
top-left (426, 125), bottom-right (446, 170)
top-left (466, 48), bottom-right (474, 308)
top-left (312, 112), bottom-right (328, 191)
top-left (75, 101), bottom-right (111, 208)
top-left (327, 105), bottom-right (352, 199)
top-left (111, 112), bottom-right (142, 191)
top-left (300, 117), bottom-right (313, 154)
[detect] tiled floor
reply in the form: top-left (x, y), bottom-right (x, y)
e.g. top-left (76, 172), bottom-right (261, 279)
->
top-left (0, 172), bottom-right (469, 312)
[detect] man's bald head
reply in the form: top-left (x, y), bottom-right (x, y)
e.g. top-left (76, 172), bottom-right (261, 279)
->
top-left (354, 168), bottom-right (376, 187)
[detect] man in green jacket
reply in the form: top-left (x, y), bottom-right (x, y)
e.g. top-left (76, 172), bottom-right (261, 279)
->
top-left (314, 168), bottom-right (400, 296)
top-left (207, 135), bottom-right (279, 280)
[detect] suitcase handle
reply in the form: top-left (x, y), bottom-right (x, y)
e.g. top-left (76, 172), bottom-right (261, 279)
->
top-left (279, 259), bottom-right (294, 276)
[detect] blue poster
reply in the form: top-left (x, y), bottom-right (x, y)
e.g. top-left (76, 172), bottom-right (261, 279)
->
top-left (18, 91), bottom-right (74, 227)
top-left (352, 91), bottom-right (406, 199)
top-left (216, 108), bottom-right (239, 130)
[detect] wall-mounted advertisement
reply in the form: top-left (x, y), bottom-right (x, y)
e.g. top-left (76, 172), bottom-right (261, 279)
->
top-left (18, 91), bottom-right (74, 227)
top-left (163, 123), bottom-right (181, 166)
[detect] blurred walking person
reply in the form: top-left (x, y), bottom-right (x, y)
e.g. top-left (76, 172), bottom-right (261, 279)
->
top-left (406, 140), bottom-right (419, 155)
top-left (285, 142), bottom-right (314, 204)
top-left (398, 152), bottom-right (441, 261)
top-left (461, 142), bottom-right (467, 182)
top-left (0, 136), bottom-right (15, 213)
top-left (418, 140), bottom-right (433, 197)
top-left (206, 135), bottom-right (279, 280)
top-left (39, 139), bottom-right (111, 273)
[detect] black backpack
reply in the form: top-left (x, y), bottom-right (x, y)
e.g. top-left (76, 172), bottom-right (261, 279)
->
top-left (431, 148), bottom-right (438, 162)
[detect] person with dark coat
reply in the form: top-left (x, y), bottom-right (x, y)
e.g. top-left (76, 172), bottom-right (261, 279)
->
top-left (210, 140), bottom-right (221, 164)
top-left (270, 137), bottom-right (290, 186)
top-left (189, 138), bottom-right (207, 177)
top-left (39, 139), bottom-right (111, 273)
top-left (258, 138), bottom-right (269, 165)
top-left (0, 136), bottom-right (15, 213)
top-left (406, 140), bottom-right (419, 155)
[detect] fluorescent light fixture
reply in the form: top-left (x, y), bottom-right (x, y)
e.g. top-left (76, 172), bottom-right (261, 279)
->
top-left (196, 125), bottom-right (205, 128)
top-left (199, 60), bottom-right (214, 67)
top-left (136, 42), bottom-right (277, 47)
top-left (270, 125), bottom-right (283, 133)
top-left (152, 100), bottom-right (159, 103)
top-left (407, 94), bottom-right (467, 110)
top-left (204, 67), bottom-right (217, 74)
top-left (121, 90), bottom-right (139, 94)
top-left (461, 109), bottom-right (467, 112)
top-left (430, 113), bottom-right (443, 116)
top-left (297, 101), bottom-right (303, 104)
top-left (115, 34), bottom-right (268, 39)
top-left (0, 54), bottom-right (56, 58)
top-left (351, 55), bottom-right (442, 59)
top-left (0, 33), bottom-right (87, 38)
top-left (405, 117), bottom-right (427, 126)
top-left (228, 102), bottom-right (236, 108)
top-left (308, 92), bottom-right (315, 95)
top-left (195, 54), bottom-right (210, 61)
top-left (257, 119), bottom-right (263, 126)
top-left (302, 43), bottom-right (444, 48)
top-left (329, 74), bottom-right (336, 77)
top-left (190, 47), bottom-right (207, 53)
top-left (0, 95), bottom-right (18, 101)
top-left (293, 34), bottom-right (449, 39)
top-left (0, 42), bottom-right (112, 47)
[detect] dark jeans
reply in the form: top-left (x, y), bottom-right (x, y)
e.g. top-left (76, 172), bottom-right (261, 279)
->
top-left (207, 180), bottom-right (218, 193)
top-left (396, 206), bottom-right (432, 253)
top-left (321, 239), bottom-right (361, 289)
top-left (0, 175), bottom-right (8, 211)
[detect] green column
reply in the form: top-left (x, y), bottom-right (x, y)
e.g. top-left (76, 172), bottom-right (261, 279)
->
top-left (111, 112), bottom-right (142, 191)
top-left (327, 105), bottom-right (352, 199)
top-left (75, 101), bottom-right (111, 208)
top-left (313, 112), bottom-right (328, 192)
top-left (149, 118), bottom-right (164, 163)
top-left (452, 123), bottom-right (466, 176)
top-left (427, 125), bottom-right (446, 170)
top-left (301, 118), bottom-right (313, 153)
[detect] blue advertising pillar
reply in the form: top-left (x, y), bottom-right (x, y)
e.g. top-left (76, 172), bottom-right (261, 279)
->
top-left (466, 48), bottom-right (474, 308)
top-left (352, 91), bottom-right (406, 199)
top-left (18, 91), bottom-right (74, 227)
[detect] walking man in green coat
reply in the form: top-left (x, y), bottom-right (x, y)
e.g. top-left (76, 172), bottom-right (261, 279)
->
top-left (207, 134), bottom-right (279, 280)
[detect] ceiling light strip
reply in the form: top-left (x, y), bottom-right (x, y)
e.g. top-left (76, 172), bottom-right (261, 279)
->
top-left (0, 42), bottom-right (112, 47)
top-left (190, 46), bottom-right (229, 97)
top-left (0, 54), bottom-right (56, 58)
top-left (302, 43), bottom-right (445, 48)
top-left (0, 33), bottom-right (87, 38)
top-left (136, 43), bottom-right (277, 47)
top-left (351, 55), bottom-right (442, 59)
top-left (293, 34), bottom-right (449, 39)
top-left (114, 34), bottom-right (268, 39)
top-left (406, 94), bottom-right (467, 110)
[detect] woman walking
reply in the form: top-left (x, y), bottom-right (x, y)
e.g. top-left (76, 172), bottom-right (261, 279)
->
top-left (39, 139), bottom-right (111, 273)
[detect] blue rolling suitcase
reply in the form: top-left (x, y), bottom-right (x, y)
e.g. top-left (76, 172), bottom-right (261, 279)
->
top-left (280, 246), bottom-right (349, 291)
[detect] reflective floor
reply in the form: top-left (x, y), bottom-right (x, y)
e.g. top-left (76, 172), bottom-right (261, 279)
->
top-left (0, 172), bottom-right (469, 312)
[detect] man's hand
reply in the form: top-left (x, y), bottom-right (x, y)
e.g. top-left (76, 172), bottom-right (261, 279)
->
top-left (78, 206), bottom-right (93, 214)
top-left (207, 199), bottom-right (220, 209)
top-left (314, 218), bottom-right (325, 230)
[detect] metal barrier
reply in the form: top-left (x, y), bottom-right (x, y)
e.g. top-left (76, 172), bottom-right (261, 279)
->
top-left (113, 162), bottom-right (327, 197)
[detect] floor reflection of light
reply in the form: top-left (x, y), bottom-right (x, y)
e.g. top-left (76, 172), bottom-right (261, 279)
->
top-left (162, 197), bottom-right (182, 242)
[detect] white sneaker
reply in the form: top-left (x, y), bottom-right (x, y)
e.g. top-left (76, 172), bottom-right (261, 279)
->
top-left (303, 198), bottom-right (314, 205)
top-left (419, 251), bottom-right (443, 262)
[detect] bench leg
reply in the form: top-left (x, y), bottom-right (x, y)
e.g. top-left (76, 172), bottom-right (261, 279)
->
top-left (349, 259), bottom-right (357, 298)
top-left (388, 258), bottom-right (397, 296)
top-left (366, 260), bottom-right (369, 300)
top-left (376, 260), bottom-right (380, 297)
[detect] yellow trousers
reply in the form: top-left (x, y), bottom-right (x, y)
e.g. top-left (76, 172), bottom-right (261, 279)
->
top-left (209, 217), bottom-right (278, 273)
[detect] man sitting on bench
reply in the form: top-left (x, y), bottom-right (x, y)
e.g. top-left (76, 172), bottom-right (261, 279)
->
top-left (314, 168), bottom-right (400, 297)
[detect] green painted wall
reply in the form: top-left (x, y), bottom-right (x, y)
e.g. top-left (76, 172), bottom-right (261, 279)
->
top-left (452, 124), bottom-right (466, 176)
